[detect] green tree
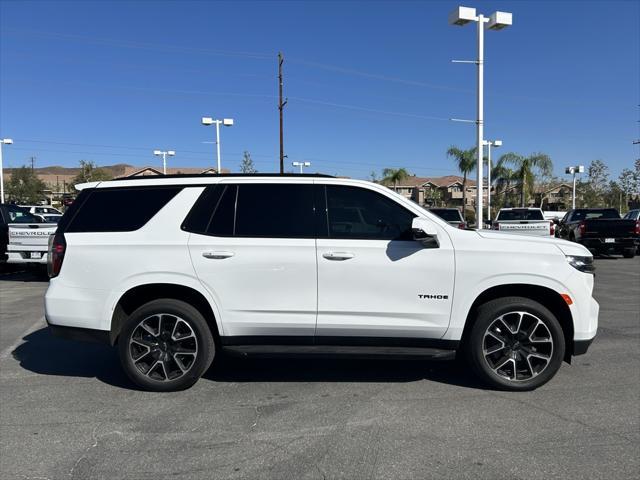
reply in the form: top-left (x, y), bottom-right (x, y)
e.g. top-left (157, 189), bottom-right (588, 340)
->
top-left (491, 160), bottom-right (517, 211)
top-left (498, 152), bottom-right (552, 207)
top-left (579, 160), bottom-right (610, 207)
top-left (239, 151), bottom-right (257, 173)
top-left (588, 160), bottom-right (609, 197)
top-left (618, 168), bottom-right (636, 212)
top-left (72, 160), bottom-right (112, 190)
top-left (369, 170), bottom-right (378, 182)
top-left (446, 146), bottom-right (476, 220)
top-left (6, 166), bottom-right (46, 204)
top-left (381, 168), bottom-right (410, 189)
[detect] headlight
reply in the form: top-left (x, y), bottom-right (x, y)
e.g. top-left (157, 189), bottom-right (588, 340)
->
top-left (566, 255), bottom-right (595, 274)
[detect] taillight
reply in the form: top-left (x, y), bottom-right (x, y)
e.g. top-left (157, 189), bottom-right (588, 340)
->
top-left (579, 221), bottom-right (586, 236)
top-left (458, 222), bottom-right (466, 229)
top-left (492, 222), bottom-right (499, 230)
top-left (635, 221), bottom-right (640, 235)
top-left (48, 233), bottom-right (66, 278)
top-left (549, 221), bottom-right (555, 236)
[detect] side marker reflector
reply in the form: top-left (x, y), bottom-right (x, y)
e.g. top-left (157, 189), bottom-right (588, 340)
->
top-left (561, 294), bottom-right (573, 305)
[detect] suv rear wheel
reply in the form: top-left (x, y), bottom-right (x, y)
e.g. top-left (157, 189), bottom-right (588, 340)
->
top-left (118, 299), bottom-right (215, 391)
top-left (465, 297), bottom-right (565, 391)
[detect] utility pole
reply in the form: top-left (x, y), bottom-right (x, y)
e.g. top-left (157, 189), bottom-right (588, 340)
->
top-left (30, 156), bottom-right (36, 171)
top-left (278, 52), bottom-right (287, 174)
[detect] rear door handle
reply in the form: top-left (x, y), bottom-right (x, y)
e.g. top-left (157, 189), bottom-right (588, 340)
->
top-left (322, 251), bottom-right (355, 261)
top-left (202, 251), bottom-right (235, 259)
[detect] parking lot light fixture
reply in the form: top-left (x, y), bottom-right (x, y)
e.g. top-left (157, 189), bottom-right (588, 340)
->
top-left (292, 161), bottom-right (311, 174)
top-left (449, 6), bottom-right (512, 229)
top-left (0, 138), bottom-right (14, 204)
top-left (202, 116), bottom-right (234, 173)
top-left (482, 139), bottom-right (502, 223)
top-left (153, 150), bottom-right (176, 175)
top-left (565, 165), bottom-right (585, 209)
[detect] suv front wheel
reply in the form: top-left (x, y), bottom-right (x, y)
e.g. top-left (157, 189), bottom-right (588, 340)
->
top-left (118, 299), bottom-right (215, 391)
top-left (465, 297), bottom-right (565, 391)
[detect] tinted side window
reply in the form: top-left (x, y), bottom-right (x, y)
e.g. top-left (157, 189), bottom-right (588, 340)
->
top-left (324, 185), bottom-right (415, 240)
top-left (65, 187), bottom-right (181, 233)
top-left (207, 185), bottom-right (236, 236)
top-left (235, 184), bottom-right (315, 237)
top-left (182, 185), bottom-right (224, 234)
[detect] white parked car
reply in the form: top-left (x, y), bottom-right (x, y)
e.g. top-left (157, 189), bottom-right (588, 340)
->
top-left (0, 204), bottom-right (57, 264)
top-left (493, 208), bottom-right (555, 236)
top-left (20, 205), bottom-right (63, 223)
top-left (45, 175), bottom-right (598, 392)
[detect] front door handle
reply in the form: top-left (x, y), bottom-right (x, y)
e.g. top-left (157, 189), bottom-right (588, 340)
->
top-left (322, 251), bottom-right (355, 261)
top-left (202, 251), bottom-right (235, 259)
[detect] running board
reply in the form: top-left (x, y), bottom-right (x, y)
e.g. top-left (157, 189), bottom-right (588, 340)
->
top-left (222, 345), bottom-right (457, 361)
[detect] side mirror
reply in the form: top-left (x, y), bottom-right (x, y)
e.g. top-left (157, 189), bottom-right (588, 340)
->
top-left (412, 217), bottom-right (439, 248)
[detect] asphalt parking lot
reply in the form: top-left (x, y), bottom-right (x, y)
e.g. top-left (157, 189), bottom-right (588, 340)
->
top-left (1, 258), bottom-right (639, 480)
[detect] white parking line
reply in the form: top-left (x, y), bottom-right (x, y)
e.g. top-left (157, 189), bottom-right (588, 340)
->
top-left (0, 316), bottom-right (46, 361)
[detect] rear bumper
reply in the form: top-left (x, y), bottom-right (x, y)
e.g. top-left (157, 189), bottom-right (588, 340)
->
top-left (45, 280), bottom-right (112, 331)
top-left (6, 251), bottom-right (48, 264)
top-left (46, 319), bottom-right (111, 345)
top-left (580, 238), bottom-right (634, 251)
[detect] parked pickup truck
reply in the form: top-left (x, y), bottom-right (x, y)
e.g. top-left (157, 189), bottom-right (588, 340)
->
top-left (493, 208), bottom-right (554, 237)
top-left (556, 208), bottom-right (637, 258)
top-left (0, 204), bottom-right (57, 265)
top-left (623, 209), bottom-right (640, 254)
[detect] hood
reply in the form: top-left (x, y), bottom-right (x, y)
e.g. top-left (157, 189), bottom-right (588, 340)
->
top-left (476, 230), bottom-right (592, 257)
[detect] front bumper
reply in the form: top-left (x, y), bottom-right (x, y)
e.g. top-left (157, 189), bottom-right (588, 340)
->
top-left (573, 338), bottom-right (594, 355)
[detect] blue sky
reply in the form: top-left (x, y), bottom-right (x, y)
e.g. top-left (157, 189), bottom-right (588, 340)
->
top-left (0, 0), bottom-right (638, 180)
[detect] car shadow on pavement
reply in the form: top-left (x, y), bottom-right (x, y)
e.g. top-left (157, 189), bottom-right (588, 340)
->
top-left (12, 328), bottom-right (485, 391)
top-left (0, 267), bottom-right (49, 282)
top-left (204, 355), bottom-right (486, 390)
top-left (11, 327), bottom-right (135, 389)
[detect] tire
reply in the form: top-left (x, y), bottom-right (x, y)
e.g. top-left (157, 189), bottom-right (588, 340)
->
top-left (622, 248), bottom-right (635, 259)
top-left (464, 297), bottom-right (565, 391)
top-left (118, 299), bottom-right (215, 391)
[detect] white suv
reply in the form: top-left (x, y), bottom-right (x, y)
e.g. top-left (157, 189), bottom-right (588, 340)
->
top-left (45, 174), bottom-right (599, 392)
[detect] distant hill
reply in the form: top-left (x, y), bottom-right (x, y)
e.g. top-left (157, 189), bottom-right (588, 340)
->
top-left (5, 163), bottom-right (136, 177)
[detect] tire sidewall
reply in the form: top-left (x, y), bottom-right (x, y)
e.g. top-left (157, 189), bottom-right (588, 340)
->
top-left (118, 299), bottom-right (215, 392)
top-left (466, 297), bottom-right (565, 391)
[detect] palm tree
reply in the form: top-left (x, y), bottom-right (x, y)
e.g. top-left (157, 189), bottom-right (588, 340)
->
top-left (447, 146), bottom-right (476, 221)
top-left (382, 168), bottom-right (410, 189)
top-left (492, 159), bottom-right (517, 211)
top-left (498, 152), bottom-right (553, 207)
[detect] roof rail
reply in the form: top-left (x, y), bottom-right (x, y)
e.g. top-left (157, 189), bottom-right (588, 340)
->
top-left (113, 173), bottom-right (335, 180)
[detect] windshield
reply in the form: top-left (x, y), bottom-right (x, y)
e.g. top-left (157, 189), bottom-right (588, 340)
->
top-left (497, 209), bottom-right (544, 221)
top-left (430, 209), bottom-right (462, 222)
top-left (6, 205), bottom-right (43, 223)
top-left (42, 215), bottom-right (60, 224)
top-left (572, 209), bottom-right (620, 221)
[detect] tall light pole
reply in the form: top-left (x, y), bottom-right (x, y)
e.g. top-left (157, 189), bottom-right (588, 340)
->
top-left (292, 161), bottom-right (311, 174)
top-left (482, 139), bottom-right (502, 223)
top-left (153, 150), bottom-right (175, 175)
top-left (202, 117), bottom-right (234, 173)
top-left (0, 138), bottom-right (13, 204)
top-left (449, 6), bottom-right (512, 229)
top-left (565, 165), bottom-right (584, 209)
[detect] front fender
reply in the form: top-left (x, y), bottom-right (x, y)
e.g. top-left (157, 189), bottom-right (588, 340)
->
top-left (442, 272), bottom-right (576, 341)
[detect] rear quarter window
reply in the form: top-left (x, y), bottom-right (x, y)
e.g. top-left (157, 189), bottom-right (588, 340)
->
top-left (497, 209), bottom-right (544, 221)
top-left (64, 186), bottom-right (182, 233)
